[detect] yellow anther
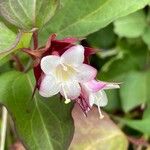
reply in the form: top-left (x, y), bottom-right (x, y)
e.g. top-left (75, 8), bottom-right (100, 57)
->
top-left (64, 99), bottom-right (71, 104)
top-left (62, 85), bottom-right (71, 104)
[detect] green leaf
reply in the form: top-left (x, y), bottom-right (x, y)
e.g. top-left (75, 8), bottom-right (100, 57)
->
top-left (0, 71), bottom-right (74, 150)
top-left (40, 0), bottom-right (149, 43)
top-left (100, 38), bottom-right (149, 81)
top-left (121, 118), bottom-right (150, 135)
top-left (142, 26), bottom-right (150, 48)
top-left (87, 24), bottom-right (117, 49)
top-left (120, 104), bottom-right (150, 135)
top-left (0, 32), bottom-right (32, 60)
top-left (104, 90), bottom-right (121, 112)
top-left (0, 0), bottom-right (59, 30)
top-left (120, 71), bottom-right (150, 112)
top-left (100, 53), bottom-right (138, 81)
top-left (0, 18), bottom-right (32, 60)
top-left (69, 105), bottom-right (128, 150)
top-left (0, 18), bottom-right (17, 52)
top-left (114, 10), bottom-right (147, 38)
top-left (143, 105), bottom-right (150, 119)
top-left (142, 8), bottom-right (150, 48)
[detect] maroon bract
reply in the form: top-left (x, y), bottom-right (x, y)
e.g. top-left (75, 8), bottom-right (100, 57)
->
top-left (23, 34), bottom-right (119, 118)
top-left (31, 34), bottom-right (96, 89)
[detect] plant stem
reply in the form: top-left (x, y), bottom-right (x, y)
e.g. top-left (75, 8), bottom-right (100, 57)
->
top-left (33, 31), bottom-right (38, 50)
top-left (24, 59), bottom-right (32, 73)
top-left (0, 107), bottom-right (8, 150)
top-left (11, 54), bottom-right (24, 71)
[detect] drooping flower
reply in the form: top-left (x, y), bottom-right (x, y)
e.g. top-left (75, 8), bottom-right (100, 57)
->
top-left (39, 45), bottom-right (97, 104)
top-left (79, 80), bottom-right (120, 118)
top-left (24, 34), bottom-right (120, 118)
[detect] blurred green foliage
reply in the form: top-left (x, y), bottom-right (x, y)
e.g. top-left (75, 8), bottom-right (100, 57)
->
top-left (86, 7), bottom-right (150, 143)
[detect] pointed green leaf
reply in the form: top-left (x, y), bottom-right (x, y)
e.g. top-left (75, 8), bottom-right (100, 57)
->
top-left (0, 18), bottom-right (17, 52)
top-left (0, 0), bottom-right (59, 30)
top-left (142, 26), bottom-right (150, 48)
top-left (87, 24), bottom-right (117, 49)
top-left (120, 71), bottom-right (150, 112)
top-left (0, 18), bottom-right (32, 60)
top-left (114, 10), bottom-right (147, 38)
top-left (40, 0), bottom-right (149, 42)
top-left (0, 71), bottom-right (74, 150)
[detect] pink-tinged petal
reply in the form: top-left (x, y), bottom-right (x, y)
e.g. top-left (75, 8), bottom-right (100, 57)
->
top-left (89, 90), bottom-right (108, 107)
top-left (61, 45), bottom-right (84, 65)
top-left (40, 55), bottom-right (60, 75)
top-left (60, 81), bottom-right (81, 100)
top-left (89, 94), bottom-right (94, 107)
top-left (84, 80), bottom-right (107, 92)
top-left (85, 80), bottom-right (120, 92)
top-left (97, 90), bottom-right (108, 107)
top-left (77, 64), bottom-right (97, 82)
top-left (39, 75), bottom-right (60, 97)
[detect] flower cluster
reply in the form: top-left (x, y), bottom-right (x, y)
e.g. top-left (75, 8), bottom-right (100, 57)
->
top-left (33, 34), bottom-right (119, 118)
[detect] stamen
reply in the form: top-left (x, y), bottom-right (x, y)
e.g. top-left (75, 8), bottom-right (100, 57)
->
top-left (94, 94), bottom-right (104, 119)
top-left (97, 104), bottom-right (104, 119)
top-left (65, 99), bottom-right (71, 104)
top-left (61, 63), bottom-right (68, 71)
top-left (62, 85), bottom-right (71, 104)
top-left (76, 98), bottom-right (87, 117)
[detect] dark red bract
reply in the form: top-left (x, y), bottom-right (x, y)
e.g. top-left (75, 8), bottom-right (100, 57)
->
top-left (30, 34), bottom-right (96, 89)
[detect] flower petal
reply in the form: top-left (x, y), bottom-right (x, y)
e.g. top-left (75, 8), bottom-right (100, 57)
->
top-left (76, 64), bottom-right (97, 82)
top-left (84, 80), bottom-right (107, 92)
top-left (39, 75), bottom-right (60, 97)
top-left (60, 81), bottom-right (81, 100)
top-left (103, 82), bottom-right (120, 90)
top-left (61, 45), bottom-right (84, 65)
top-left (40, 55), bottom-right (60, 75)
top-left (89, 90), bottom-right (108, 107)
top-left (85, 80), bottom-right (120, 92)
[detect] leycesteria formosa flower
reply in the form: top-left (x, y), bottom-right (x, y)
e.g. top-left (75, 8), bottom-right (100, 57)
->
top-left (39, 45), bottom-right (97, 104)
top-left (29, 34), bottom-right (120, 118)
top-left (80, 80), bottom-right (119, 118)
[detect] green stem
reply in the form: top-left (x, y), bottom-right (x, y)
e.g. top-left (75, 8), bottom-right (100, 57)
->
top-left (0, 107), bottom-right (8, 150)
top-left (33, 31), bottom-right (38, 50)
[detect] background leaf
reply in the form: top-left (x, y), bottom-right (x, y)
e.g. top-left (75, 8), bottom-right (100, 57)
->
top-left (86, 24), bottom-right (117, 49)
top-left (104, 90), bottom-right (121, 112)
top-left (121, 118), bottom-right (150, 135)
top-left (114, 10), bottom-right (147, 38)
top-left (142, 26), bottom-right (150, 48)
top-left (0, 0), bottom-right (59, 30)
top-left (39, 0), bottom-right (149, 43)
top-left (0, 17), bottom-right (32, 60)
top-left (0, 32), bottom-right (32, 60)
top-left (0, 71), bottom-right (74, 150)
top-left (69, 105), bottom-right (128, 150)
top-left (120, 71), bottom-right (150, 112)
top-left (0, 18), bottom-right (17, 52)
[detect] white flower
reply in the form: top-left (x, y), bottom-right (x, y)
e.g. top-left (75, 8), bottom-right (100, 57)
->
top-left (39, 45), bottom-right (97, 103)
